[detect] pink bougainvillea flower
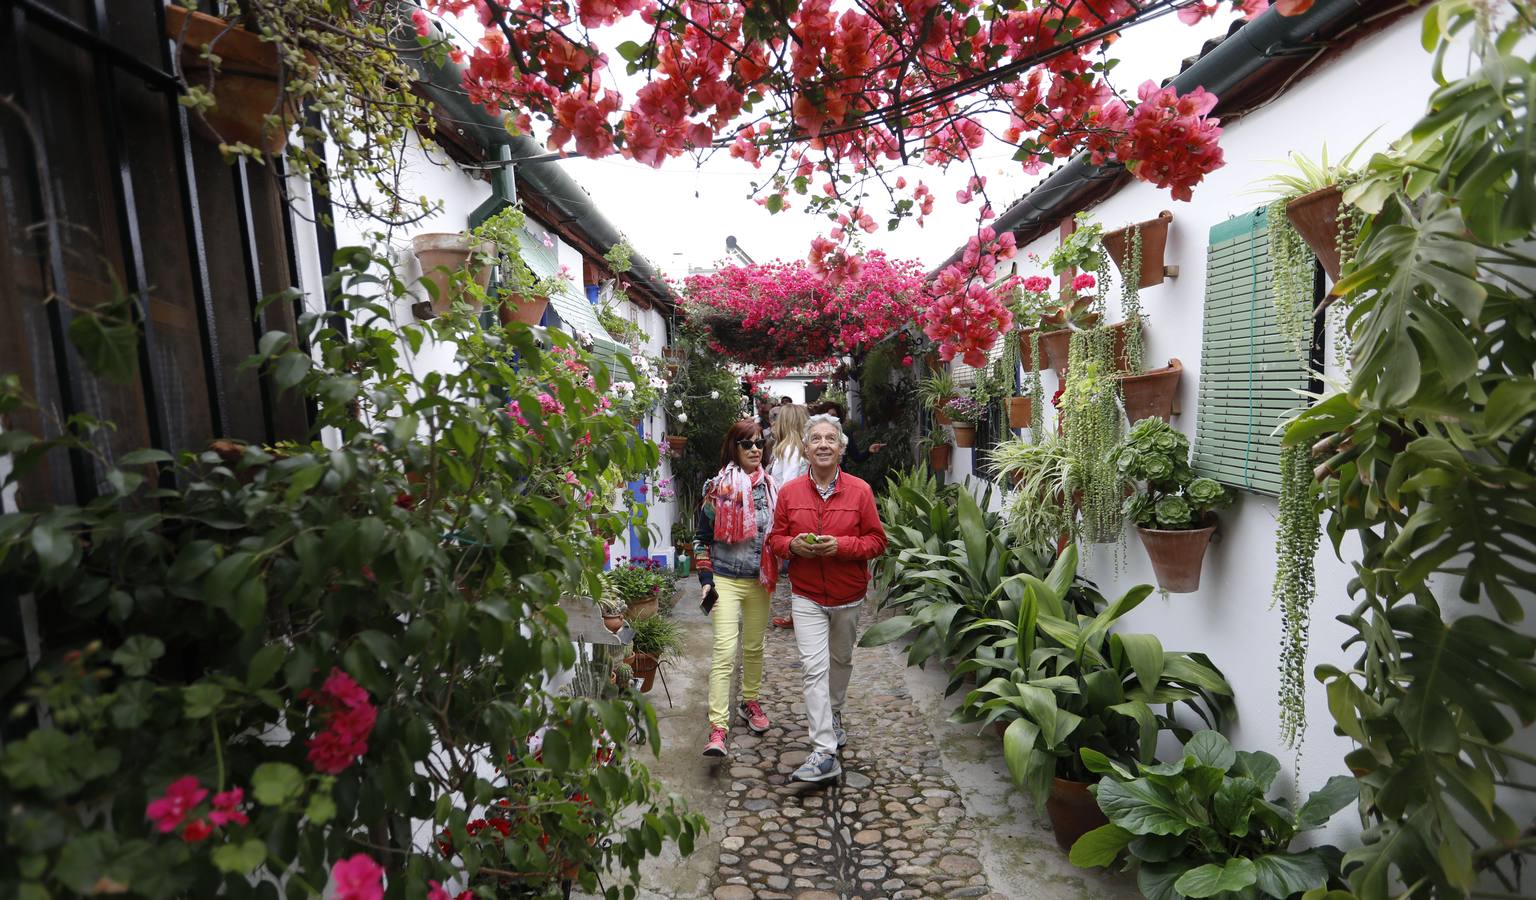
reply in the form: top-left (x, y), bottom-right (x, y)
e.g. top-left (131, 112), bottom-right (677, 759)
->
top-left (305, 668), bottom-right (377, 774)
top-left (331, 854), bottom-right (384, 900)
top-left (146, 775), bottom-right (208, 833)
top-left (209, 787), bottom-right (249, 827)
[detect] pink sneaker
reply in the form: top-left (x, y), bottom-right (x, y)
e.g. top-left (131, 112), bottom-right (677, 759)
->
top-left (702, 725), bottom-right (728, 757)
top-left (738, 700), bottom-right (770, 733)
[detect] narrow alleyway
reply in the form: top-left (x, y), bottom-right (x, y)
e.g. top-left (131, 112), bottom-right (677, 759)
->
top-left (588, 578), bottom-right (1137, 900)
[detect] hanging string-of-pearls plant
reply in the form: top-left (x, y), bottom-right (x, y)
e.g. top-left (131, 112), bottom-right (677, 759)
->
top-left (1119, 224), bottom-right (1145, 376)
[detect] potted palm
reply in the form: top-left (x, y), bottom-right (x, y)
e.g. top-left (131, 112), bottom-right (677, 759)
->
top-left (1113, 420), bottom-right (1232, 592)
top-left (1261, 143), bottom-right (1368, 282)
top-left (990, 435), bottom-right (1072, 552)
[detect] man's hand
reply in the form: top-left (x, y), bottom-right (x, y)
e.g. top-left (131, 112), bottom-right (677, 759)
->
top-left (868, 442), bottom-right (886, 454)
top-left (791, 533), bottom-right (820, 557)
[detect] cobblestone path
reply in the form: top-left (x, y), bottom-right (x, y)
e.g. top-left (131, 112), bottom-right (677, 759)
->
top-left (707, 591), bottom-right (1000, 900)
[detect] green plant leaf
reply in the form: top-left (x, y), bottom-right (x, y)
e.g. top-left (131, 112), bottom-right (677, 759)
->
top-left (1173, 857), bottom-right (1257, 898)
top-left (182, 683), bottom-right (225, 718)
top-left (1138, 860), bottom-right (1197, 900)
top-left (111, 636), bottom-right (165, 677)
top-left (1114, 632), bottom-right (1164, 696)
top-left (251, 762), bottom-right (304, 807)
top-left (1183, 730), bottom-right (1236, 771)
top-left (1253, 850), bottom-right (1329, 897)
top-left (1296, 776), bottom-right (1359, 830)
top-left (69, 307), bottom-right (139, 383)
top-left (212, 838), bottom-right (268, 875)
top-left (1069, 822), bottom-right (1133, 867)
top-left (1095, 778), bottom-right (1193, 836)
top-left (858, 615), bottom-right (916, 647)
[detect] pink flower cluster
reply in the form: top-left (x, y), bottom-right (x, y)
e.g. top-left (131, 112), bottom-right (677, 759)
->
top-left (921, 228), bottom-right (1019, 366)
top-left (304, 668), bottom-right (377, 774)
top-left (1112, 81), bottom-right (1224, 202)
top-left (145, 776), bottom-right (249, 844)
top-left (331, 854), bottom-right (384, 900)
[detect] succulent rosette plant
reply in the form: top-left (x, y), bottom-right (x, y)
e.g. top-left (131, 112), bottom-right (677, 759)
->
top-left (1114, 419), bottom-right (1230, 530)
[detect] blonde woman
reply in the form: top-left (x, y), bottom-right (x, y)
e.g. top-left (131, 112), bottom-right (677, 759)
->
top-left (768, 404), bottom-right (810, 485)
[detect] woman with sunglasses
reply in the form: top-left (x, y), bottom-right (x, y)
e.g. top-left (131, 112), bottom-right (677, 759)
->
top-left (692, 419), bottom-right (780, 757)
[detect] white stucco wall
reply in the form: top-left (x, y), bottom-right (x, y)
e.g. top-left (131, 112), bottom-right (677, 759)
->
top-left (936, 15), bottom-right (1440, 844)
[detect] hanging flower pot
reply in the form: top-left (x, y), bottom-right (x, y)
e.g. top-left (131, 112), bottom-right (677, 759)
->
top-left (1117, 358), bottom-right (1182, 423)
top-left (665, 435), bottom-right (688, 455)
top-left (1102, 211), bottom-right (1176, 289)
top-left (1037, 328), bottom-right (1072, 371)
top-left (933, 403), bottom-right (954, 426)
top-left (1285, 185), bottom-right (1344, 281)
top-left (1045, 777), bottom-right (1110, 853)
top-left (952, 424), bottom-right (977, 448)
top-left (1017, 327), bottom-right (1044, 371)
top-left (602, 613), bottom-right (624, 634)
top-left (928, 444), bottom-right (952, 471)
top-left (164, 6), bottom-right (292, 153)
top-left (1006, 396), bottom-right (1033, 429)
top-left (1136, 520), bottom-right (1217, 593)
top-left (497, 292), bottom-right (549, 326)
top-left (411, 234), bottom-right (493, 317)
top-left (625, 652), bottom-right (659, 693)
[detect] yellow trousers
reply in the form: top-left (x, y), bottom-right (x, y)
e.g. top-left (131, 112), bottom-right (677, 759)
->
top-left (708, 575), bottom-right (770, 729)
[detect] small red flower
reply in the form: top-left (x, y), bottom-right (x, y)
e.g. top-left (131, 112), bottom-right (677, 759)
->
top-left (180, 818), bottom-right (213, 843)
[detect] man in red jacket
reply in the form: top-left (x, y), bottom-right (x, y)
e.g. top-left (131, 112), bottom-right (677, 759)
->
top-left (767, 414), bottom-right (888, 783)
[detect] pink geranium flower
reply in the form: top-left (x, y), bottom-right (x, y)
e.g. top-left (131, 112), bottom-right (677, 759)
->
top-left (146, 776), bottom-right (208, 833)
top-left (331, 854), bottom-right (384, 900)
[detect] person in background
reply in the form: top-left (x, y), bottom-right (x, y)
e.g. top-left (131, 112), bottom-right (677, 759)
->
top-left (767, 414), bottom-right (888, 783)
top-left (693, 420), bottom-right (780, 758)
top-left (811, 399), bottom-right (885, 462)
top-left (767, 405), bottom-right (811, 630)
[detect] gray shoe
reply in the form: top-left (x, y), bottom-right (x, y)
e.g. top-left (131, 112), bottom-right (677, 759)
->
top-left (833, 712), bottom-right (847, 748)
top-left (792, 749), bottom-right (842, 783)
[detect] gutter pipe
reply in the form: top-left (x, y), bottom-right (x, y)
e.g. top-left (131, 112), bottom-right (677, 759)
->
top-left (932, 0), bottom-right (1408, 274)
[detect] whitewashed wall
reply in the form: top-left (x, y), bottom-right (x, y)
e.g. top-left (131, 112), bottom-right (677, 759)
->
top-left (937, 15), bottom-right (1439, 844)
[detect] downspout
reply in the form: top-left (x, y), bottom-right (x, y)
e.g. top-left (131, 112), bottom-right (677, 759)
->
top-left (932, 0), bottom-right (1409, 273)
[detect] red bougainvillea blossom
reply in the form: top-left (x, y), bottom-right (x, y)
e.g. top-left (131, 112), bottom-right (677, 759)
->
top-left (921, 227), bottom-right (1020, 366)
top-left (415, 0), bottom-right (1297, 253)
top-left (304, 668), bottom-right (378, 774)
top-left (331, 854), bottom-right (385, 900)
top-left (685, 252), bottom-right (927, 368)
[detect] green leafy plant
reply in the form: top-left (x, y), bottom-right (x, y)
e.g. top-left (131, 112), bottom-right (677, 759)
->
top-left (1278, 7), bottom-right (1536, 894)
top-left (917, 426), bottom-right (952, 454)
top-left (953, 547), bottom-right (1233, 802)
top-left (991, 434), bottom-right (1072, 553)
top-left (1114, 419), bottom-right (1230, 530)
top-left (1071, 729), bottom-right (1357, 900)
top-left (603, 240), bottom-right (635, 274)
top-left (628, 615), bottom-right (682, 660)
top-left (1047, 213), bottom-right (1106, 275)
top-left (0, 244), bottom-right (702, 898)
top-left (597, 305), bottom-right (650, 352)
top-left (917, 370), bottom-right (958, 412)
top-left (471, 206), bottom-right (571, 303)
top-left (1040, 291), bottom-right (1103, 332)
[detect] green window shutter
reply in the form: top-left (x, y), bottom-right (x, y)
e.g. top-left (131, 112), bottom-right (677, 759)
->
top-left (1193, 208), bottom-right (1310, 497)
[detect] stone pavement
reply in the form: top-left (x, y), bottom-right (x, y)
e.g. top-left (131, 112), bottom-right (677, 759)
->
top-left (581, 576), bottom-right (1137, 900)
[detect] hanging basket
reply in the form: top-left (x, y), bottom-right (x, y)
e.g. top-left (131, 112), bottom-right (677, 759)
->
top-left (497, 292), bottom-right (549, 327)
top-left (1017, 327), bottom-right (1043, 371)
top-left (1102, 211), bottom-right (1176, 289)
top-left (1136, 520), bottom-right (1217, 593)
top-left (1037, 328), bottom-right (1072, 371)
top-left (411, 234), bottom-right (493, 317)
top-left (928, 444), bottom-right (952, 471)
top-left (665, 436), bottom-right (688, 454)
top-left (1006, 396), bottom-right (1033, 430)
top-left (1117, 358), bottom-right (1182, 423)
top-left (164, 6), bottom-right (292, 153)
top-left (1285, 185), bottom-right (1344, 281)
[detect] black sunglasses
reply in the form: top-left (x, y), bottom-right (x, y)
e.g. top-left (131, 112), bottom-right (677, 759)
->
top-left (736, 438), bottom-right (766, 449)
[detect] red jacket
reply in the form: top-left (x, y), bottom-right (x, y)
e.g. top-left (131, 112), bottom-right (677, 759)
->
top-left (767, 470), bottom-right (888, 607)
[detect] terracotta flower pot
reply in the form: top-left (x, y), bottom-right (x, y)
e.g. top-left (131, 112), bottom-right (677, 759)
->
top-left (1285, 185), bottom-right (1344, 281)
top-left (665, 436), bottom-right (688, 454)
top-left (1006, 396), bottom-right (1033, 430)
top-left (951, 424), bottom-right (977, 448)
top-left (1036, 328), bottom-right (1072, 372)
top-left (624, 596), bottom-right (658, 621)
top-left (1102, 211), bottom-right (1175, 289)
top-left (1117, 358), bottom-right (1182, 423)
top-left (497, 292), bottom-right (549, 327)
top-left (928, 444), bottom-right (952, 471)
top-left (602, 614), bottom-right (624, 634)
top-left (1046, 777), bottom-right (1110, 853)
top-left (626, 652), bottom-right (659, 693)
top-left (164, 6), bottom-right (291, 153)
top-left (933, 405), bottom-right (953, 426)
top-left (1017, 327), bottom-right (1043, 371)
top-left (411, 234), bottom-right (493, 316)
top-left (1136, 520), bottom-right (1217, 593)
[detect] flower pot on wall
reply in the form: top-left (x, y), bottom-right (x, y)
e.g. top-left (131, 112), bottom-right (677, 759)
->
top-left (1117, 358), bottom-right (1182, 422)
top-left (928, 444), bottom-right (952, 471)
top-left (951, 424), bottom-right (977, 448)
top-left (1006, 396), bottom-right (1033, 429)
top-left (1037, 328), bottom-right (1072, 371)
top-left (411, 234), bottom-right (493, 317)
top-left (665, 436), bottom-right (687, 454)
top-left (164, 6), bottom-right (291, 153)
top-left (497, 292), bottom-right (549, 326)
top-left (1136, 520), bottom-right (1217, 593)
top-left (1017, 327), bottom-right (1042, 371)
top-left (1285, 185), bottom-right (1344, 281)
top-left (933, 405), bottom-right (953, 426)
top-left (1045, 777), bottom-right (1109, 853)
top-left (1102, 211), bottom-right (1176, 288)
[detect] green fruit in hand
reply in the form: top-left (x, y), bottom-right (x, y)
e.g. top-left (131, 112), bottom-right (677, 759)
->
top-left (804, 534), bottom-right (819, 544)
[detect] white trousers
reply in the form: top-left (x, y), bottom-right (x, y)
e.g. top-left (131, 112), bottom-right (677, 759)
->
top-left (792, 594), bottom-right (860, 755)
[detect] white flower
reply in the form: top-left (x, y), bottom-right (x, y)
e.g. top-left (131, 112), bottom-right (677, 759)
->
top-left (613, 381), bottom-right (635, 396)
top-left (710, 390), bottom-right (720, 400)
top-left (673, 399), bottom-right (683, 408)
top-left (574, 329), bottom-right (593, 348)
top-left (677, 412), bottom-right (689, 423)
top-left (650, 377), bottom-right (667, 391)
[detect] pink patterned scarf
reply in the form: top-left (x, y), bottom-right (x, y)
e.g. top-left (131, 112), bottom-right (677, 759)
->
top-left (710, 463), bottom-right (779, 590)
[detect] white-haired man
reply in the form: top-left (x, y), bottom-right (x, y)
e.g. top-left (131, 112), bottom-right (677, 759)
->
top-left (767, 414), bottom-right (888, 783)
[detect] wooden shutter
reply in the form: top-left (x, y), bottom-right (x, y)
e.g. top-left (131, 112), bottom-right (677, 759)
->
top-left (1193, 208), bottom-right (1311, 496)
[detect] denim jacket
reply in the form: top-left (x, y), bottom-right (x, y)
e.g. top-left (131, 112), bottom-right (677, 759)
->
top-left (693, 478), bottom-right (773, 586)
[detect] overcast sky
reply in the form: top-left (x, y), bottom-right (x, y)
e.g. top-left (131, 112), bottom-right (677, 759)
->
top-left (549, 11), bottom-right (1239, 279)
